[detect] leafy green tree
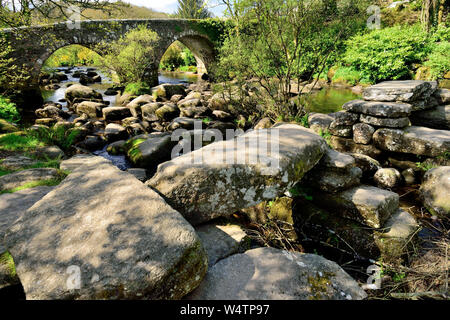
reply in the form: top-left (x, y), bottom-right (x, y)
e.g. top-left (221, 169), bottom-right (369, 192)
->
top-left (95, 25), bottom-right (159, 84)
top-left (176, 0), bottom-right (212, 19)
top-left (0, 0), bottom-right (116, 28)
top-left (214, 0), bottom-right (368, 120)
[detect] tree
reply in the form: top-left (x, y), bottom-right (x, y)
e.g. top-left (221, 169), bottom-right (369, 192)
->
top-left (177, 0), bottom-right (212, 19)
top-left (214, 0), bottom-right (369, 121)
top-left (0, 0), bottom-right (116, 29)
top-left (95, 25), bottom-right (159, 84)
top-left (420, 0), bottom-right (448, 32)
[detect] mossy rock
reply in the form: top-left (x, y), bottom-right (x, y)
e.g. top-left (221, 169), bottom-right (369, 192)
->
top-left (415, 66), bottom-right (432, 81)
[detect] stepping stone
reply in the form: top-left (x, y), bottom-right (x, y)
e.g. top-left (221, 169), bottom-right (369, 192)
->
top-left (186, 247), bottom-right (367, 300)
top-left (147, 124), bottom-right (328, 225)
top-left (60, 155), bottom-right (109, 172)
top-left (343, 100), bottom-right (412, 118)
top-left (102, 107), bottom-right (132, 121)
top-left (311, 185), bottom-right (399, 228)
top-left (5, 157), bottom-right (207, 300)
top-left (373, 126), bottom-right (450, 157)
top-left (104, 123), bottom-right (128, 142)
top-left (0, 156), bottom-right (36, 170)
top-left (410, 105), bottom-right (450, 130)
top-left (302, 149), bottom-right (362, 193)
top-left (363, 81), bottom-right (436, 102)
top-left (0, 168), bottom-right (60, 192)
top-left (76, 101), bottom-right (106, 118)
top-left (420, 166), bottom-right (450, 217)
top-left (125, 133), bottom-right (177, 170)
top-left (195, 223), bottom-right (247, 267)
top-left (374, 209), bottom-right (419, 263)
top-left (360, 114), bottom-right (410, 128)
top-left (330, 136), bottom-right (382, 159)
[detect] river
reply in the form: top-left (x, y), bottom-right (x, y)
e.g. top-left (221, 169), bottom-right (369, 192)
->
top-left (41, 66), bottom-right (361, 115)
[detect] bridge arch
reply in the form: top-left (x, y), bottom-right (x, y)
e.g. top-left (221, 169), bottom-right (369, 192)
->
top-left (2, 19), bottom-right (223, 101)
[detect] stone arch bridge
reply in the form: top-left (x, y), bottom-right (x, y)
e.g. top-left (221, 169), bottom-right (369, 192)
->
top-left (1, 19), bottom-right (222, 102)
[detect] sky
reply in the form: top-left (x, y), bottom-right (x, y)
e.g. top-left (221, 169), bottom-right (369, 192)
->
top-left (125, 0), bottom-right (227, 17)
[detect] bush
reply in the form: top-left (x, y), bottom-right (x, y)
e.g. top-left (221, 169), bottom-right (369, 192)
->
top-left (342, 24), bottom-right (429, 83)
top-left (331, 67), bottom-right (364, 86)
top-left (182, 48), bottom-right (196, 67)
top-left (96, 25), bottom-right (159, 84)
top-left (160, 43), bottom-right (184, 71)
top-left (424, 41), bottom-right (450, 79)
top-left (0, 95), bottom-right (20, 122)
top-left (29, 125), bottom-right (81, 152)
top-left (124, 82), bottom-right (152, 96)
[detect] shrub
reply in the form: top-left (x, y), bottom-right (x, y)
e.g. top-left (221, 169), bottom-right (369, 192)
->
top-left (96, 25), bottom-right (159, 84)
top-left (29, 125), bottom-right (81, 152)
top-left (124, 82), bottom-right (152, 96)
top-left (342, 24), bottom-right (429, 83)
top-left (424, 41), bottom-right (450, 79)
top-left (0, 95), bottom-right (20, 122)
top-left (160, 43), bottom-right (184, 71)
top-left (331, 67), bottom-right (364, 86)
top-left (181, 48), bottom-right (196, 67)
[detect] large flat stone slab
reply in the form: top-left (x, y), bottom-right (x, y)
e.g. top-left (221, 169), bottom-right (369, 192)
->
top-left (363, 81), bottom-right (435, 102)
top-left (342, 100), bottom-right (412, 118)
top-left (0, 168), bottom-right (60, 192)
top-left (410, 105), bottom-right (450, 130)
top-left (186, 247), bottom-right (367, 300)
top-left (147, 124), bottom-right (328, 225)
top-left (330, 136), bottom-right (382, 159)
top-left (60, 154), bottom-right (107, 171)
top-left (360, 114), bottom-right (410, 128)
top-left (4, 157), bottom-right (207, 300)
top-left (373, 126), bottom-right (450, 157)
top-left (311, 185), bottom-right (399, 228)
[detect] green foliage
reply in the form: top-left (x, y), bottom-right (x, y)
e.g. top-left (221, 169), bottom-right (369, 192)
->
top-left (189, 18), bottom-right (233, 45)
top-left (0, 37), bottom-right (31, 96)
top-left (0, 132), bottom-right (45, 152)
top-left (96, 25), bottom-right (159, 84)
top-left (43, 45), bottom-right (101, 68)
top-left (331, 66), bottom-right (364, 85)
top-left (176, 0), bottom-right (212, 19)
top-left (124, 82), bottom-right (152, 96)
top-left (160, 42), bottom-right (198, 72)
top-left (202, 117), bottom-right (212, 124)
top-left (214, 0), bottom-right (370, 120)
top-left (182, 47), bottom-right (196, 67)
top-left (342, 24), bottom-right (430, 83)
top-left (0, 168), bottom-right (13, 177)
top-left (299, 114), bottom-right (309, 128)
top-left (416, 161), bottom-right (436, 172)
top-left (289, 184), bottom-right (313, 201)
top-left (0, 252), bottom-right (16, 278)
top-left (319, 129), bottom-right (332, 146)
top-left (0, 95), bottom-right (20, 122)
top-left (424, 41), bottom-right (450, 79)
top-left (160, 42), bottom-right (185, 71)
top-left (29, 125), bottom-right (81, 152)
